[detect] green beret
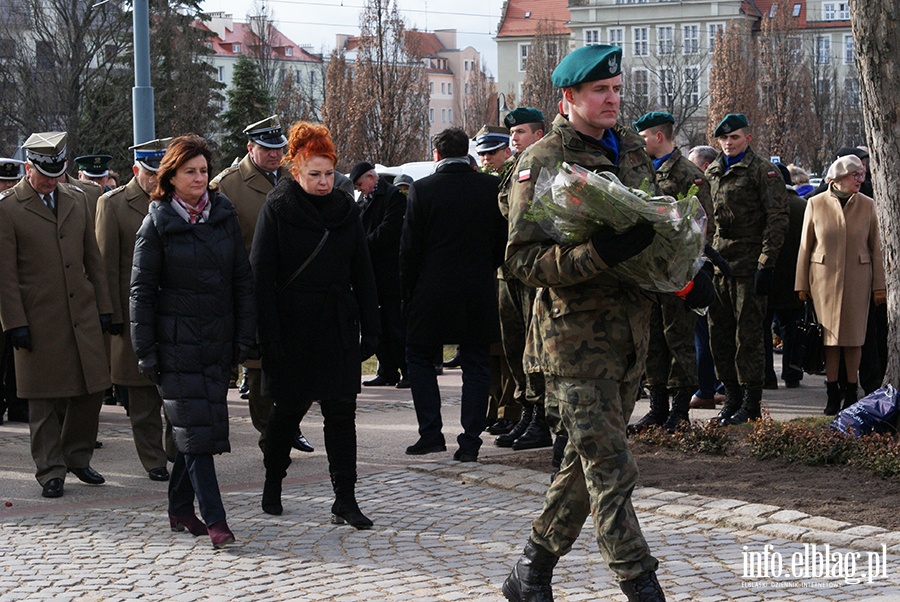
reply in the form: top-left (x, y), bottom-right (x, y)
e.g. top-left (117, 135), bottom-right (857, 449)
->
top-left (713, 113), bottom-right (749, 137)
top-left (504, 107), bottom-right (544, 129)
top-left (551, 44), bottom-right (622, 88)
top-left (632, 111), bottom-right (674, 133)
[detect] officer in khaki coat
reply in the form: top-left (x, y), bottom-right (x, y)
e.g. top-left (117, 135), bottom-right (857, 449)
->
top-left (95, 138), bottom-right (172, 481)
top-left (209, 116), bottom-right (312, 453)
top-left (0, 132), bottom-right (113, 499)
top-left (501, 46), bottom-right (667, 601)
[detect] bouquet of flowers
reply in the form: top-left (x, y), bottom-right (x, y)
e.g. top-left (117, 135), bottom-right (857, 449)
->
top-left (527, 162), bottom-right (707, 292)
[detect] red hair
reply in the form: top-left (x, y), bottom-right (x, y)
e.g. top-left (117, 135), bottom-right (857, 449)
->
top-left (283, 122), bottom-right (338, 168)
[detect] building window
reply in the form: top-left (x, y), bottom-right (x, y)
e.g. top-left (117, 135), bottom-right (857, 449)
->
top-left (608, 27), bottom-right (624, 47)
top-left (448, 108), bottom-right (453, 123)
top-left (684, 67), bottom-right (700, 107)
top-left (232, 44), bottom-right (240, 53)
top-left (429, 82), bottom-right (434, 93)
top-left (518, 43), bottom-right (530, 72)
top-left (844, 76), bottom-right (859, 105)
top-left (792, 3), bottom-right (802, 17)
top-left (448, 82), bottom-right (452, 95)
top-left (816, 35), bottom-right (831, 64)
top-left (708, 23), bottom-right (724, 53)
top-left (465, 83), bottom-right (469, 94)
top-left (844, 34), bottom-right (854, 64)
top-left (441, 82), bottom-right (446, 94)
top-left (217, 66), bottom-right (225, 83)
top-left (683, 24), bottom-right (700, 54)
top-left (657, 26), bottom-right (674, 54)
top-left (441, 108), bottom-right (446, 123)
top-left (285, 47), bottom-right (293, 57)
top-left (838, 2), bottom-right (849, 19)
top-left (658, 68), bottom-right (675, 107)
top-left (823, 3), bottom-right (835, 20)
top-left (429, 108), bottom-right (434, 123)
top-left (584, 28), bottom-right (600, 45)
top-left (309, 70), bottom-right (316, 85)
top-left (816, 77), bottom-right (831, 98)
top-left (631, 68), bottom-right (649, 106)
top-left (633, 27), bottom-right (649, 56)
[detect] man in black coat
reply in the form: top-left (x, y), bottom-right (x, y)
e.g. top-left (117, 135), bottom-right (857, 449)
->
top-left (400, 128), bottom-right (507, 462)
top-left (350, 161), bottom-right (408, 388)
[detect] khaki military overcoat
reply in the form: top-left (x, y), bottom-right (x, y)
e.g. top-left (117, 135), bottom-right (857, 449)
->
top-left (95, 178), bottom-right (152, 385)
top-left (0, 179), bottom-right (112, 398)
top-left (67, 176), bottom-right (103, 220)
top-left (794, 188), bottom-right (885, 346)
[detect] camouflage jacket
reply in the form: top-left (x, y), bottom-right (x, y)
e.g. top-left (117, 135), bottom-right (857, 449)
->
top-left (656, 147), bottom-right (714, 243)
top-left (705, 148), bottom-right (790, 276)
top-left (505, 114), bottom-right (657, 381)
top-left (497, 152), bottom-right (523, 281)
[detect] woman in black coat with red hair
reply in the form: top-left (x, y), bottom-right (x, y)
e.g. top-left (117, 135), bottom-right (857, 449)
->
top-left (251, 122), bottom-right (379, 527)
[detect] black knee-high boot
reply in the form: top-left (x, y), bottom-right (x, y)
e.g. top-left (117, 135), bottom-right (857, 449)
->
top-left (261, 402), bottom-right (300, 515)
top-left (323, 397), bottom-right (372, 529)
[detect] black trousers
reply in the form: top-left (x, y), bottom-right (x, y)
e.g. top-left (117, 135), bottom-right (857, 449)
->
top-left (375, 297), bottom-right (406, 381)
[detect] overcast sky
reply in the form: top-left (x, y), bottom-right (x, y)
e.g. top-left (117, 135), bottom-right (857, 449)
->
top-left (199, 0), bottom-right (505, 75)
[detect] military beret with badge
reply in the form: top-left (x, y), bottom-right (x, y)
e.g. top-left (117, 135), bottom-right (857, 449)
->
top-left (632, 111), bottom-right (674, 133)
top-left (504, 107), bottom-right (544, 129)
top-left (551, 44), bottom-right (622, 88)
top-left (713, 113), bottom-right (749, 138)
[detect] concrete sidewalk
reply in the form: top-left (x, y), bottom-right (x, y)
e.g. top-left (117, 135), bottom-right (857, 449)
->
top-left (1, 361), bottom-right (898, 601)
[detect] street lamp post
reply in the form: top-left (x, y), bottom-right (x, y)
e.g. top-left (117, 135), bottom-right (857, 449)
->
top-left (498, 92), bottom-right (510, 126)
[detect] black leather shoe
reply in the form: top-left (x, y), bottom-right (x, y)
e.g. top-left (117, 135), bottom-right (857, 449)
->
top-left (148, 467), bottom-right (169, 481)
top-left (41, 478), bottom-right (64, 498)
top-left (453, 449), bottom-right (478, 462)
top-left (405, 438), bottom-right (446, 455)
top-left (69, 466), bottom-right (105, 485)
top-left (363, 375), bottom-right (399, 386)
top-left (292, 431), bottom-right (314, 453)
top-left (395, 378), bottom-right (411, 389)
top-left (94, 441), bottom-right (103, 449)
top-left (486, 418), bottom-right (515, 435)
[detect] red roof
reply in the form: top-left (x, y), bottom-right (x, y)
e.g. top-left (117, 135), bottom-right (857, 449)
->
top-left (193, 18), bottom-right (320, 62)
top-left (747, 0), bottom-right (852, 29)
top-left (497, 0), bottom-right (570, 38)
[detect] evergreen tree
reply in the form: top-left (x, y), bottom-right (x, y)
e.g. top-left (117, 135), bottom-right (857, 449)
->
top-left (220, 54), bottom-right (273, 165)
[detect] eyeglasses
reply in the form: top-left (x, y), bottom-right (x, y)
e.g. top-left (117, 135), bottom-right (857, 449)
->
top-left (477, 149), bottom-right (502, 157)
top-left (851, 171), bottom-right (866, 181)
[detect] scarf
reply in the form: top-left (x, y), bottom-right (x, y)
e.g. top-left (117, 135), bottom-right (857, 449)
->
top-left (172, 190), bottom-right (210, 224)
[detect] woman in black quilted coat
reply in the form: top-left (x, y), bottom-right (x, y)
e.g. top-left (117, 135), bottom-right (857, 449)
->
top-left (251, 122), bottom-right (379, 527)
top-left (130, 135), bottom-right (255, 549)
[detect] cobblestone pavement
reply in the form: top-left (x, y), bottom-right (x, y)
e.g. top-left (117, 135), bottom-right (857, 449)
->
top-left (2, 365), bottom-right (899, 601)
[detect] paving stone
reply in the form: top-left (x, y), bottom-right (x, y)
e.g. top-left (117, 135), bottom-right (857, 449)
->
top-left (797, 516), bottom-right (853, 532)
top-left (768, 510), bottom-right (810, 523)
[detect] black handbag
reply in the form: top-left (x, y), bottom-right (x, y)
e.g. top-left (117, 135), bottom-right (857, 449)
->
top-left (789, 301), bottom-right (825, 375)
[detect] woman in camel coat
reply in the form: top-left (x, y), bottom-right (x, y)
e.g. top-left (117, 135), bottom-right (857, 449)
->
top-left (795, 154), bottom-right (886, 415)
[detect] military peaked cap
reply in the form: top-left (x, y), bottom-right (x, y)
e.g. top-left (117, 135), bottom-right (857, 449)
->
top-left (632, 111), bottom-right (674, 133)
top-left (504, 107), bottom-right (544, 129)
top-left (713, 114), bottom-right (750, 137)
top-left (130, 138), bottom-right (172, 172)
top-left (474, 125), bottom-right (510, 153)
top-left (551, 44), bottom-right (622, 88)
top-left (0, 158), bottom-right (24, 180)
top-left (23, 132), bottom-right (68, 178)
top-left (244, 115), bottom-right (287, 149)
top-left (75, 154), bottom-right (113, 178)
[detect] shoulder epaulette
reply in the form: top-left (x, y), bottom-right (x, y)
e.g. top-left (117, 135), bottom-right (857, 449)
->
top-left (0, 189), bottom-right (15, 202)
top-left (209, 165), bottom-right (240, 190)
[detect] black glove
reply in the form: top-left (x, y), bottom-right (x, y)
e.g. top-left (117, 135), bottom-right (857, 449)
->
top-left (754, 267), bottom-right (775, 296)
top-left (704, 243), bottom-right (733, 279)
top-left (360, 335), bottom-right (379, 361)
top-left (137, 356), bottom-right (160, 385)
top-left (591, 222), bottom-right (656, 268)
top-left (234, 343), bottom-right (252, 366)
top-left (683, 264), bottom-right (715, 309)
top-left (5, 326), bottom-right (31, 351)
top-left (99, 314), bottom-right (113, 334)
top-left (107, 323), bottom-right (124, 336)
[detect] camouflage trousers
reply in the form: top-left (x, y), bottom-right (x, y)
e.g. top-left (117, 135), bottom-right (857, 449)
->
top-left (498, 278), bottom-right (545, 407)
top-left (531, 375), bottom-right (659, 581)
top-left (708, 274), bottom-right (767, 389)
top-left (644, 293), bottom-right (698, 392)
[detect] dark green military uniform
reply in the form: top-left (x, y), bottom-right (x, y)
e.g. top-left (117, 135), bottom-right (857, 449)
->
top-left (506, 113), bottom-right (659, 581)
top-left (705, 148), bottom-right (789, 392)
top-left (645, 148), bottom-right (712, 396)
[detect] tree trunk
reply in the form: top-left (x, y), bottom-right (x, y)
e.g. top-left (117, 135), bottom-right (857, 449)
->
top-left (851, 2), bottom-right (900, 383)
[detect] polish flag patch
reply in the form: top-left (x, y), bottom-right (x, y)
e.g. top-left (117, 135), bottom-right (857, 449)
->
top-left (518, 169), bottom-right (531, 182)
top-left (767, 170), bottom-right (778, 178)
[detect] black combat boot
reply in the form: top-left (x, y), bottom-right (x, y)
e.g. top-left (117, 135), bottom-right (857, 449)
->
top-left (501, 540), bottom-right (558, 602)
top-left (619, 570), bottom-right (666, 602)
top-left (330, 473), bottom-right (373, 529)
top-left (496, 403), bottom-right (534, 447)
top-left (627, 386), bottom-right (669, 436)
top-left (723, 388), bottom-right (762, 425)
top-left (712, 385), bottom-right (743, 425)
top-left (842, 382), bottom-right (858, 411)
top-left (824, 381), bottom-right (842, 416)
top-left (662, 390), bottom-right (691, 433)
top-left (512, 404), bottom-right (553, 450)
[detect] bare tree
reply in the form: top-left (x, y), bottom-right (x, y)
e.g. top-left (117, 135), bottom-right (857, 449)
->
top-left (0, 0), bottom-right (131, 156)
top-left (322, 48), bottom-right (363, 171)
top-left (459, 59), bottom-right (495, 136)
top-left (245, 0), bottom-right (280, 98)
top-left (756, 3), bottom-right (817, 166)
top-left (707, 19), bottom-right (760, 143)
top-left (350, 0), bottom-right (430, 165)
top-left (520, 19), bottom-right (568, 124)
top-left (850, 1), bottom-right (899, 382)
top-left (275, 57), bottom-right (327, 125)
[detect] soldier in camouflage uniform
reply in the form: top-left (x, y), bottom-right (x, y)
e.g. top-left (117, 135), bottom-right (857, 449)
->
top-left (501, 45), bottom-right (667, 602)
top-left (629, 112), bottom-right (714, 434)
top-left (492, 108), bottom-right (554, 450)
top-left (705, 114), bottom-right (789, 426)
